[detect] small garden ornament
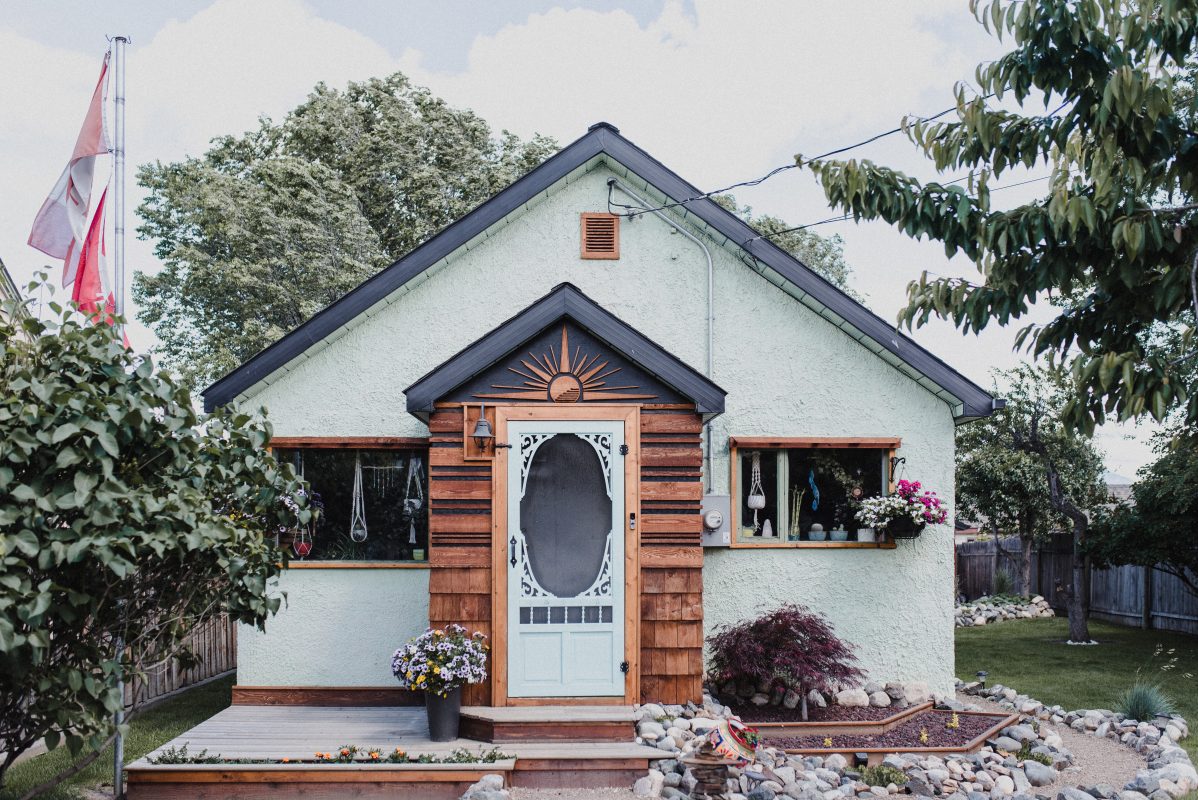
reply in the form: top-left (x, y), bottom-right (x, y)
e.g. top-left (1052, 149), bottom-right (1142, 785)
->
top-left (392, 625), bottom-right (489, 741)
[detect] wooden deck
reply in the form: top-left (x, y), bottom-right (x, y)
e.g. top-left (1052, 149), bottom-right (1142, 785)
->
top-left (127, 705), bottom-right (664, 798)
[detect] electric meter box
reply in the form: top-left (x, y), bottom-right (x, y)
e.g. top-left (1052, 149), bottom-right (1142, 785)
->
top-left (700, 494), bottom-right (732, 547)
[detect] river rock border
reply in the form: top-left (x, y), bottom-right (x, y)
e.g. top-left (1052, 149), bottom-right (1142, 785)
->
top-left (629, 682), bottom-right (1079, 800)
top-left (956, 596), bottom-right (1055, 628)
top-left (958, 680), bottom-right (1195, 800)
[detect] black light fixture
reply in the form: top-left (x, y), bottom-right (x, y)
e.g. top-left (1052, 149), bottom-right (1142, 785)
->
top-left (889, 455), bottom-right (906, 481)
top-left (976, 669), bottom-right (988, 689)
top-left (471, 402), bottom-right (495, 451)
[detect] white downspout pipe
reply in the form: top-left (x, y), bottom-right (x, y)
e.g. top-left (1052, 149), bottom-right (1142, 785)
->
top-left (608, 179), bottom-right (715, 492)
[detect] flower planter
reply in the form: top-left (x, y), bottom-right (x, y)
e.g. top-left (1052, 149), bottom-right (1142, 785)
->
top-left (426, 687), bottom-right (462, 742)
top-left (886, 517), bottom-right (926, 540)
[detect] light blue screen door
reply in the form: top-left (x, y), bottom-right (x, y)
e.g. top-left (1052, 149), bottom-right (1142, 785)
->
top-left (506, 419), bottom-right (625, 697)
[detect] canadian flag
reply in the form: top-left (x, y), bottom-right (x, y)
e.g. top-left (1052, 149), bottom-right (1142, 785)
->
top-left (28, 52), bottom-right (111, 290)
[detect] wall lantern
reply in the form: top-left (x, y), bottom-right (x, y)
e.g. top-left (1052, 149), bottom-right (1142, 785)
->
top-left (471, 402), bottom-right (495, 451)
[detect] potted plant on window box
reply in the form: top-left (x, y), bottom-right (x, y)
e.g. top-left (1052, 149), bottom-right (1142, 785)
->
top-left (392, 625), bottom-right (489, 741)
top-left (854, 479), bottom-right (948, 540)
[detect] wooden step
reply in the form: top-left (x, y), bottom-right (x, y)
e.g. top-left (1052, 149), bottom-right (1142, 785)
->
top-left (459, 705), bottom-right (636, 744)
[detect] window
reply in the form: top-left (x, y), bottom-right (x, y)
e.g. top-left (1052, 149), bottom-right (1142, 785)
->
top-left (729, 437), bottom-right (898, 547)
top-left (273, 447), bottom-right (429, 563)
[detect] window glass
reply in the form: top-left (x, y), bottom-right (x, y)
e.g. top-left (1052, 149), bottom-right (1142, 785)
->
top-left (738, 450), bottom-right (781, 541)
top-left (735, 447), bottom-right (886, 544)
top-left (786, 449), bottom-right (883, 541)
top-left (274, 448), bottom-right (429, 561)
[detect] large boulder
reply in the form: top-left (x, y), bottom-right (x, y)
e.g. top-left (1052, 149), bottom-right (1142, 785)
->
top-left (835, 688), bottom-right (870, 707)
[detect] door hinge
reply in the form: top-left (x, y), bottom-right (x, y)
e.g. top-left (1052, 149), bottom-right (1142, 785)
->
top-left (619, 444), bottom-right (629, 455)
top-left (620, 661), bottom-right (630, 674)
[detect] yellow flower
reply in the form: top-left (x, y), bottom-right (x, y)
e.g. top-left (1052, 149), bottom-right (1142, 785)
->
top-left (822, 737), bottom-right (832, 748)
top-left (406, 671), bottom-right (413, 679)
top-left (416, 674), bottom-right (426, 684)
top-left (433, 666), bottom-right (440, 674)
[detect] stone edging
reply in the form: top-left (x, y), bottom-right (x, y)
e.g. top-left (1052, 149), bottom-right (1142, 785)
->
top-left (958, 680), bottom-right (1196, 799)
top-left (956, 596), bottom-right (1055, 628)
top-left (630, 682), bottom-right (1083, 800)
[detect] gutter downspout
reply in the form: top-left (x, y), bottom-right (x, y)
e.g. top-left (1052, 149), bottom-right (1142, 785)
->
top-left (608, 178), bottom-right (715, 492)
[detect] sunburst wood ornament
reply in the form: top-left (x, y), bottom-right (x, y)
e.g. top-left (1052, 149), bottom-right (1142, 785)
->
top-left (475, 325), bottom-right (657, 403)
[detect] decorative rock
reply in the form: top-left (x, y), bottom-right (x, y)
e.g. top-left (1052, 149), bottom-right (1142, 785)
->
top-left (784, 690), bottom-right (803, 710)
top-left (994, 774), bottom-right (1016, 795)
top-left (1059, 788), bottom-right (1097, 800)
top-left (869, 691), bottom-right (892, 708)
top-left (638, 721), bottom-right (666, 740)
top-left (1022, 761), bottom-right (1055, 787)
top-left (1003, 724), bottom-right (1038, 744)
top-left (992, 736), bottom-right (1023, 753)
top-left (747, 787), bottom-right (777, 800)
top-left (903, 681), bottom-right (932, 705)
top-left (836, 689), bottom-right (870, 708)
top-left (459, 773), bottom-right (508, 800)
top-left (825, 754), bottom-right (848, 771)
top-left (751, 693), bottom-right (772, 706)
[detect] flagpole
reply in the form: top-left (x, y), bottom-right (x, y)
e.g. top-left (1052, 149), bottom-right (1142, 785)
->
top-left (112, 36), bottom-right (128, 329)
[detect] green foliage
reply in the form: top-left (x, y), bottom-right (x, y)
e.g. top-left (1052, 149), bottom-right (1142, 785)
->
top-left (956, 364), bottom-right (1107, 595)
top-left (860, 765), bottom-right (908, 787)
top-left (1116, 681), bottom-right (1177, 721)
top-left (0, 286), bottom-right (308, 790)
top-left (147, 745), bottom-right (221, 765)
top-left (712, 195), bottom-right (858, 295)
top-left (1089, 426), bottom-right (1198, 597)
top-left (134, 72), bottom-right (558, 389)
top-left (1016, 741), bottom-right (1053, 765)
top-left (795, 0), bottom-right (1198, 432)
top-left (146, 744), bottom-right (511, 765)
top-left (992, 569), bottom-right (1016, 596)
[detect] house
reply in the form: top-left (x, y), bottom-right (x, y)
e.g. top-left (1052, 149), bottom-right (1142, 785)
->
top-left (203, 122), bottom-right (998, 709)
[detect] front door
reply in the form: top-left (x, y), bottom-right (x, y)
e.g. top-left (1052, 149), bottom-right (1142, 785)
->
top-left (506, 419), bottom-right (626, 697)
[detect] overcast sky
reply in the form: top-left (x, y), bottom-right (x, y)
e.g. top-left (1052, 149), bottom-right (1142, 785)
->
top-left (0, 0), bottom-right (1157, 476)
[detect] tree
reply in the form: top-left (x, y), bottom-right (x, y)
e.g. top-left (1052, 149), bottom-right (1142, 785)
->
top-left (706, 604), bottom-right (863, 721)
top-left (135, 72), bottom-right (558, 389)
top-left (1089, 425), bottom-right (1198, 597)
top-left (713, 195), bottom-right (859, 295)
top-left (0, 286), bottom-right (309, 798)
top-left (795, 0), bottom-right (1198, 433)
top-left (957, 365), bottom-right (1107, 598)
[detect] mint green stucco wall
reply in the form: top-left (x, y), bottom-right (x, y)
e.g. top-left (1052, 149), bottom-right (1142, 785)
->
top-left (237, 568), bottom-right (429, 686)
top-left (234, 161), bottom-right (958, 693)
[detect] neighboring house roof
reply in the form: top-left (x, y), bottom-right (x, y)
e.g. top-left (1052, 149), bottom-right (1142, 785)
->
top-left (404, 282), bottom-right (727, 421)
top-left (202, 122), bottom-right (1000, 420)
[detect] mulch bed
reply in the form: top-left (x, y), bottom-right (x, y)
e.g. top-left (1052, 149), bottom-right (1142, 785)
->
top-left (724, 702), bottom-right (902, 724)
top-left (768, 711), bottom-right (1006, 750)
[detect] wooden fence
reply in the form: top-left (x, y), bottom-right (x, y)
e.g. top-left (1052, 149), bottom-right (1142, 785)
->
top-left (123, 615), bottom-right (237, 709)
top-left (956, 535), bottom-right (1198, 635)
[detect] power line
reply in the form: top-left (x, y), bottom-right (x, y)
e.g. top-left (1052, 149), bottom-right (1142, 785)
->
top-left (607, 98), bottom-right (987, 219)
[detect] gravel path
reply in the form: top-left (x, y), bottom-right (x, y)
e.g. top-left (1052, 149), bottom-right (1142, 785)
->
top-left (958, 691), bottom-right (1146, 793)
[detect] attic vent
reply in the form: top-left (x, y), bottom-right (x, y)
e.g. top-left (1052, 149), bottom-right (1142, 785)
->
top-left (581, 213), bottom-right (620, 259)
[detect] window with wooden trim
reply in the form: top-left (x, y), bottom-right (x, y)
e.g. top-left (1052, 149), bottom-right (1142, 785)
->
top-left (273, 446), bottom-right (429, 563)
top-left (580, 212), bottom-right (620, 259)
top-left (729, 437), bottom-right (898, 548)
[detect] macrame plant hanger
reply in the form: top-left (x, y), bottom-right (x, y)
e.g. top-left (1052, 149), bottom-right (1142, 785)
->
top-left (403, 456), bottom-right (424, 545)
top-left (747, 451), bottom-right (766, 533)
top-left (291, 452), bottom-right (312, 557)
top-left (350, 452), bottom-right (368, 543)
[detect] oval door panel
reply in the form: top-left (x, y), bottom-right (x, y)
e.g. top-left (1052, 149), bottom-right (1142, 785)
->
top-left (519, 434), bottom-right (612, 597)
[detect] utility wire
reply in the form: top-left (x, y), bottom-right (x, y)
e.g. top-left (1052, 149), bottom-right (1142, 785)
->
top-left (608, 98), bottom-right (989, 220)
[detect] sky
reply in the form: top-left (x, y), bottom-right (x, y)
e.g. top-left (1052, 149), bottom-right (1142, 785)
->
top-left (0, 0), bottom-right (1157, 476)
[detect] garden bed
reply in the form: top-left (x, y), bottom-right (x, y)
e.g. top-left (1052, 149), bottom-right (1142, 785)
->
top-left (769, 709), bottom-right (1017, 764)
top-left (725, 701), bottom-right (916, 724)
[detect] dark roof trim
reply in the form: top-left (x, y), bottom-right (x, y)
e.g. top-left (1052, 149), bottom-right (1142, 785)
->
top-left (203, 121), bottom-right (996, 419)
top-left (404, 282), bottom-right (726, 419)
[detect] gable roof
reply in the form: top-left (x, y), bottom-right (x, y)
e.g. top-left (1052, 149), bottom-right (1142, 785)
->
top-left (202, 122), bottom-right (999, 421)
top-left (404, 282), bottom-right (727, 420)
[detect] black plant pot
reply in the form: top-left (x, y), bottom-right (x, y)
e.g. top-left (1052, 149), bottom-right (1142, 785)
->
top-left (887, 517), bottom-right (926, 540)
top-left (425, 687), bottom-right (462, 742)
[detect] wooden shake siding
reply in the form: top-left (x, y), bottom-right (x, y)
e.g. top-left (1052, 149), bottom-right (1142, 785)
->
top-left (638, 407), bottom-right (704, 704)
top-left (428, 405), bottom-right (494, 706)
top-left (426, 403), bottom-right (705, 706)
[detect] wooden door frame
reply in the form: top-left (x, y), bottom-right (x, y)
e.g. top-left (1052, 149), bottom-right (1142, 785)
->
top-left (490, 404), bottom-right (641, 707)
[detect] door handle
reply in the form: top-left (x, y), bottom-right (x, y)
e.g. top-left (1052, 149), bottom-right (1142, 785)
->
top-left (509, 535), bottom-right (517, 567)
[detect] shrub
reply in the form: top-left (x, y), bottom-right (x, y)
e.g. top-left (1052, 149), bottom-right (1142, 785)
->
top-left (707, 604), bottom-right (863, 721)
top-left (1016, 742), bottom-right (1053, 765)
top-left (1116, 681), bottom-right (1176, 721)
top-left (861, 765), bottom-right (908, 787)
top-left (992, 569), bottom-right (1015, 596)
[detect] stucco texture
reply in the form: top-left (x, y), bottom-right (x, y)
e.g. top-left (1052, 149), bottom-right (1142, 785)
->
top-left (234, 162), bottom-right (958, 693)
top-left (237, 569), bottom-right (429, 686)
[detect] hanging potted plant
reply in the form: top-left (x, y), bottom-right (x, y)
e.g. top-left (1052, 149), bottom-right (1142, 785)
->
top-left (392, 625), bottom-right (489, 741)
top-left (854, 479), bottom-right (948, 540)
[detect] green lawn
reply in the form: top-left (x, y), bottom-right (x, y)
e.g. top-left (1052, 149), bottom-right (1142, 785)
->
top-left (0, 675), bottom-right (233, 800)
top-left (956, 618), bottom-right (1198, 761)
